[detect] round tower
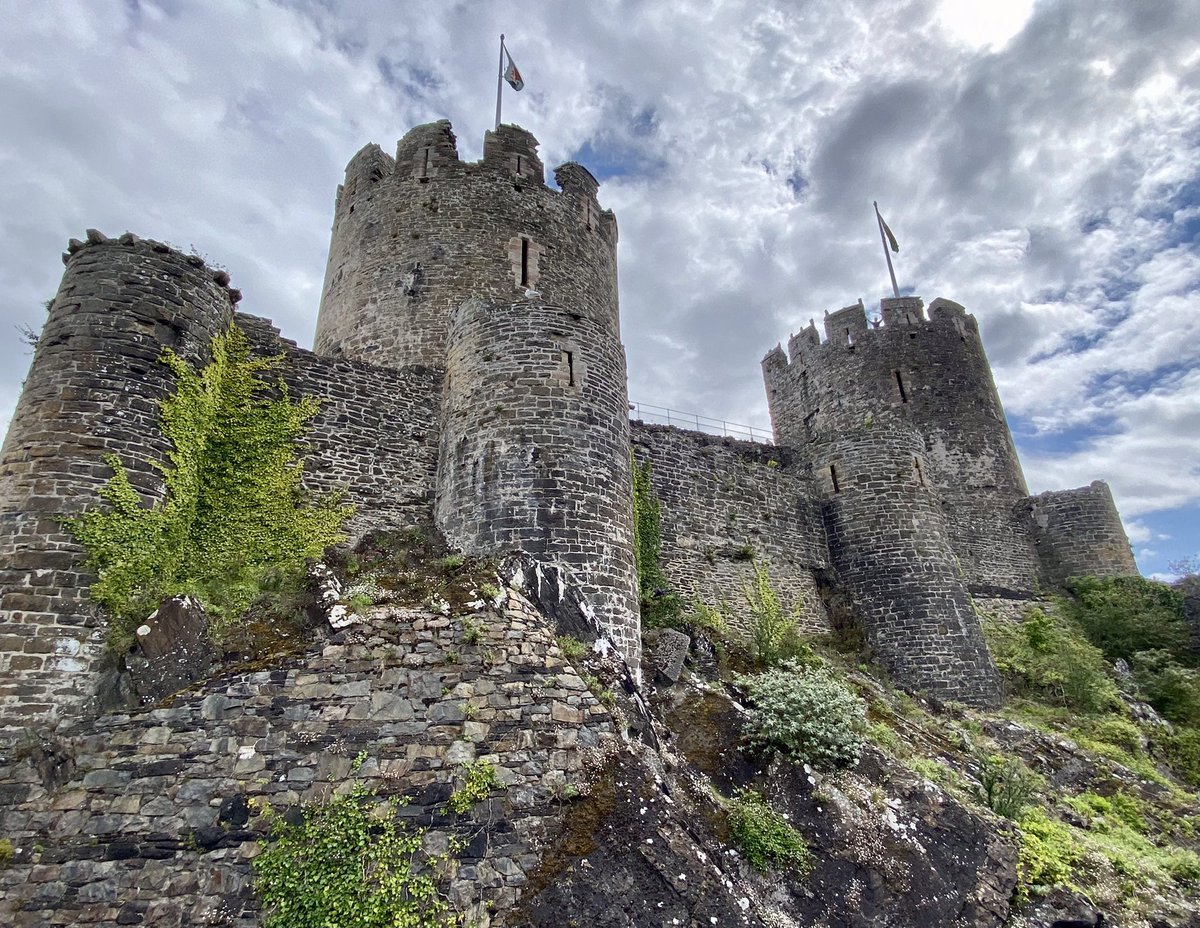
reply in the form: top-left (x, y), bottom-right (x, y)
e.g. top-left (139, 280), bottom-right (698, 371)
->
top-left (763, 295), bottom-right (1039, 597)
top-left (0, 233), bottom-right (237, 726)
top-left (435, 296), bottom-right (640, 662)
top-left (314, 121), bottom-right (619, 371)
top-left (813, 416), bottom-right (1002, 706)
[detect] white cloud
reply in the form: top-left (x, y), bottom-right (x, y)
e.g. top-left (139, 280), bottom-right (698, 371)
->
top-left (1, 0), bottom-right (1198, 573)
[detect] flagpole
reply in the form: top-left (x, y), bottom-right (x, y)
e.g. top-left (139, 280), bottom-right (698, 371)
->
top-left (875, 200), bottom-right (900, 298)
top-left (495, 34), bottom-right (505, 130)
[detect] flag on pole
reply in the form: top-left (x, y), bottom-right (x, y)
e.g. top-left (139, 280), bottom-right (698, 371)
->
top-left (503, 45), bottom-right (524, 91)
top-left (879, 211), bottom-right (899, 253)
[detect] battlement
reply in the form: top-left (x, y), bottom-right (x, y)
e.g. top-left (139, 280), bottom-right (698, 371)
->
top-left (765, 295), bottom-right (981, 372)
top-left (315, 120), bottom-right (618, 371)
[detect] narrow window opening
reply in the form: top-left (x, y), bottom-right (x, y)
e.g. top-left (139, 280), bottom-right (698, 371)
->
top-left (422, 148), bottom-right (431, 176)
top-left (894, 370), bottom-right (908, 403)
top-left (520, 238), bottom-right (530, 287)
top-left (563, 350), bottom-right (575, 386)
top-left (804, 411), bottom-right (817, 440)
top-left (516, 154), bottom-right (523, 175)
top-left (914, 457), bottom-right (925, 487)
top-left (830, 464), bottom-right (840, 494)
top-left (845, 327), bottom-right (853, 347)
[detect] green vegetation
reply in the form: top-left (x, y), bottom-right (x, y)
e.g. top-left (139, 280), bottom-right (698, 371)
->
top-left (446, 761), bottom-right (501, 815)
top-left (252, 782), bottom-right (451, 928)
top-left (556, 635), bottom-right (587, 662)
top-left (631, 456), bottom-right (682, 627)
top-left (1063, 576), bottom-right (1192, 663)
top-left (972, 753), bottom-right (1039, 820)
top-left (742, 561), bottom-right (804, 666)
top-left (68, 324), bottom-right (349, 649)
top-left (982, 607), bottom-right (1118, 713)
top-left (737, 660), bottom-right (866, 770)
top-left (727, 788), bottom-right (812, 872)
top-left (1015, 806), bottom-right (1080, 901)
top-left (0, 838), bottom-right (13, 868)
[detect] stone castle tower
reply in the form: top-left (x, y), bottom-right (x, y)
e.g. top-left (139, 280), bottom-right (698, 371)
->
top-left (762, 295), bottom-right (1137, 702)
top-left (0, 119), bottom-right (1137, 726)
top-left (314, 120), bottom-right (638, 658)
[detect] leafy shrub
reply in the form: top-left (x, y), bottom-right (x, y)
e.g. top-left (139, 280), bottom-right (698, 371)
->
top-left (1149, 726), bottom-right (1200, 786)
top-left (446, 761), bottom-right (500, 814)
top-left (727, 788), bottom-right (812, 872)
top-left (1064, 576), bottom-right (1193, 665)
top-left (982, 608), bottom-right (1119, 713)
top-left (1129, 650), bottom-right (1200, 726)
top-left (737, 661), bottom-right (866, 770)
top-left (743, 561), bottom-right (804, 666)
top-left (68, 324), bottom-right (350, 648)
top-left (1085, 717), bottom-right (1144, 755)
top-left (1016, 806), bottom-right (1080, 900)
top-left (972, 753), bottom-right (1039, 820)
top-left (252, 783), bottom-right (450, 928)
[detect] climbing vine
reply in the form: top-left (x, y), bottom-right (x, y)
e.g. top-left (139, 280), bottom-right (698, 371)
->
top-left (68, 323), bottom-right (351, 648)
top-left (631, 456), bottom-right (679, 626)
top-left (252, 782), bottom-right (452, 928)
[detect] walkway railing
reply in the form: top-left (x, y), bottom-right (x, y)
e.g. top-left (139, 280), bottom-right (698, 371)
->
top-left (628, 401), bottom-right (774, 444)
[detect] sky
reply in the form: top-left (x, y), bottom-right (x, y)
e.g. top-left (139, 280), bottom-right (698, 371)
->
top-left (1, 0), bottom-right (1197, 578)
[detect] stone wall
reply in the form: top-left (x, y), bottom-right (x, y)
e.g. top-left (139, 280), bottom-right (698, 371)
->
top-left (1023, 481), bottom-right (1138, 587)
top-left (436, 299), bottom-right (639, 662)
top-left (629, 422), bottom-right (831, 633)
top-left (236, 314), bottom-right (442, 540)
top-left (0, 587), bottom-right (615, 927)
top-left (0, 235), bottom-right (237, 728)
top-left (314, 122), bottom-right (619, 372)
top-left (813, 416), bottom-right (1002, 706)
top-left (763, 296), bottom-right (1040, 597)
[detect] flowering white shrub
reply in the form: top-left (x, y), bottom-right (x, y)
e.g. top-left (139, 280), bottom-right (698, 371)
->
top-left (737, 661), bottom-right (866, 770)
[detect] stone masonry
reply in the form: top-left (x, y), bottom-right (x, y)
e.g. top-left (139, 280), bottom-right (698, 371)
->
top-left (0, 118), bottom-right (1139, 725)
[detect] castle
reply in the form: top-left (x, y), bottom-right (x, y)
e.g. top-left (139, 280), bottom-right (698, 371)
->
top-left (0, 120), bottom-right (1138, 725)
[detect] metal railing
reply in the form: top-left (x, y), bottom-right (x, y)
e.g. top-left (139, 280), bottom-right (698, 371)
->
top-left (628, 401), bottom-right (773, 444)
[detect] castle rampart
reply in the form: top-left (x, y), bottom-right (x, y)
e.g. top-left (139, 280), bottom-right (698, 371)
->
top-left (1023, 481), bottom-right (1138, 586)
top-left (436, 297), bottom-right (640, 660)
top-left (0, 119), bottom-right (1144, 727)
top-left (764, 296), bottom-right (1040, 597)
top-left (313, 121), bottom-right (619, 372)
top-left (630, 422), bottom-right (831, 634)
top-left (235, 314), bottom-right (443, 539)
top-left (0, 235), bottom-right (238, 723)
top-left (813, 416), bottom-right (1003, 705)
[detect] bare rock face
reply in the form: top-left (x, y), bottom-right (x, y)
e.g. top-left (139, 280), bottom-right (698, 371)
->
top-left (126, 595), bottom-right (219, 701)
top-left (517, 684), bottom-right (1018, 928)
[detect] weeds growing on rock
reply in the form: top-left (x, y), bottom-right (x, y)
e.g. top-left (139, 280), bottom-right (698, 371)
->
top-left (727, 788), bottom-right (812, 872)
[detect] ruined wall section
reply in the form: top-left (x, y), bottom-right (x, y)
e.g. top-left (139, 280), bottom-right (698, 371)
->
top-left (0, 593), bottom-right (616, 927)
top-left (629, 423), bottom-right (831, 634)
top-left (1023, 481), bottom-right (1138, 587)
top-left (314, 121), bottom-right (619, 371)
top-left (813, 417), bottom-right (1002, 706)
top-left (764, 296), bottom-right (1039, 597)
top-left (236, 314), bottom-right (442, 538)
top-left (436, 299), bottom-right (639, 661)
top-left (0, 235), bottom-right (237, 728)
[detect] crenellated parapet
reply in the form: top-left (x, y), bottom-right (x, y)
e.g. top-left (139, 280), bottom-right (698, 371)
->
top-left (763, 295), bottom-right (1039, 597)
top-left (314, 120), bottom-right (619, 371)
